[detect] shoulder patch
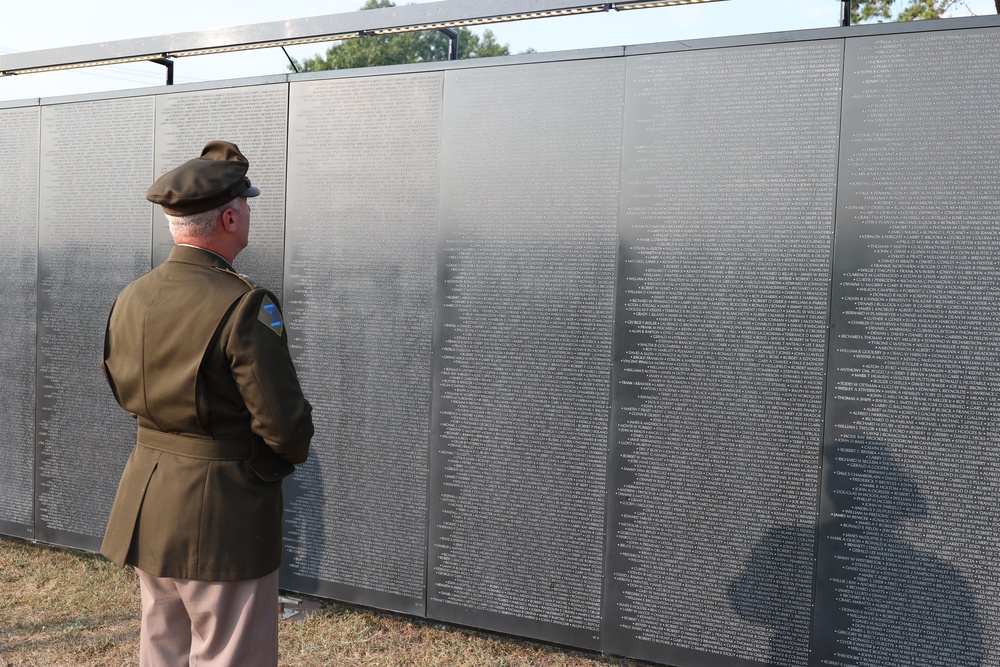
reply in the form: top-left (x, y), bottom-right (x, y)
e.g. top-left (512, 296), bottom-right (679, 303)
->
top-left (257, 295), bottom-right (284, 337)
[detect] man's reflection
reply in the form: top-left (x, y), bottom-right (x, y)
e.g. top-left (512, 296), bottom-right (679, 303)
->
top-left (729, 438), bottom-right (983, 666)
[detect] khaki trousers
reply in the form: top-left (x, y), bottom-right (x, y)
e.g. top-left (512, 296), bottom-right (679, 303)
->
top-left (137, 568), bottom-right (279, 667)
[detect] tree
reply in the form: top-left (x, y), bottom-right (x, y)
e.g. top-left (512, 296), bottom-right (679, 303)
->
top-left (292, 0), bottom-right (523, 72)
top-left (850, 0), bottom-right (997, 23)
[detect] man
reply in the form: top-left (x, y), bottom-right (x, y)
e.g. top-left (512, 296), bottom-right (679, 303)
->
top-left (101, 140), bottom-right (313, 666)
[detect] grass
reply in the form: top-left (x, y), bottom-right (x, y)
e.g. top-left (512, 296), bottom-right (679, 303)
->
top-left (0, 537), bottom-right (648, 666)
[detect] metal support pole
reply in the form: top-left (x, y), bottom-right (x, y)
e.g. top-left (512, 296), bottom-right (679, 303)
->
top-left (842, 0), bottom-right (851, 26)
top-left (438, 28), bottom-right (459, 60)
top-left (282, 47), bottom-right (300, 73)
top-left (151, 57), bottom-right (174, 85)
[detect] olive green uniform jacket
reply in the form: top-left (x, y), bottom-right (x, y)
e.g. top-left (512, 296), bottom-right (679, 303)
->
top-left (100, 245), bottom-right (313, 581)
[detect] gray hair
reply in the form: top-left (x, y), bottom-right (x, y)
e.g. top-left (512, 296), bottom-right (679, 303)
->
top-left (165, 197), bottom-right (245, 240)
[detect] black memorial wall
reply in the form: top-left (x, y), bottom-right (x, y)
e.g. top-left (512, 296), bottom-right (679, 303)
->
top-left (1, 20), bottom-right (998, 667)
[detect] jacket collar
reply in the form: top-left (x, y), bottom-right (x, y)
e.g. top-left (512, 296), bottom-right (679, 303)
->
top-left (167, 244), bottom-right (235, 271)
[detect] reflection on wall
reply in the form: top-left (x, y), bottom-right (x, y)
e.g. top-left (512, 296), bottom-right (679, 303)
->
top-left (281, 73), bottom-right (442, 616)
top-left (428, 58), bottom-right (623, 648)
top-left (821, 28), bottom-right (1000, 667)
top-left (606, 40), bottom-right (841, 667)
top-left (34, 97), bottom-right (153, 550)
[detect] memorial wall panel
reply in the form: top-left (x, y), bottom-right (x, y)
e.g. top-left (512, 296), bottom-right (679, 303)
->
top-left (152, 84), bottom-right (288, 293)
top-left (605, 41), bottom-right (842, 666)
top-left (35, 97), bottom-right (154, 550)
top-left (817, 29), bottom-right (1000, 667)
top-left (0, 107), bottom-right (39, 538)
top-left (428, 58), bottom-right (624, 648)
top-left (280, 74), bottom-right (442, 614)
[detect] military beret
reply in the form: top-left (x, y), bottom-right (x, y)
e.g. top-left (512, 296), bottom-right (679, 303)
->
top-left (147, 140), bottom-right (261, 215)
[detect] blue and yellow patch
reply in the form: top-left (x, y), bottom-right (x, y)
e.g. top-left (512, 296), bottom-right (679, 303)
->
top-left (257, 295), bottom-right (284, 337)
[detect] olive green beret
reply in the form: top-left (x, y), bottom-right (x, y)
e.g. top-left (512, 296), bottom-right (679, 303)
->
top-left (147, 140), bottom-right (261, 215)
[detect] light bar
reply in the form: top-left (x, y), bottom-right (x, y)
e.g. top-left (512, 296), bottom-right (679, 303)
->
top-left (5, 55), bottom-right (169, 76)
top-left (614, 0), bottom-right (727, 8)
top-left (175, 34), bottom-right (361, 60)
top-left (0, 32), bottom-right (367, 76)
top-left (371, 5), bottom-right (610, 36)
top-left (0, 0), bottom-right (730, 78)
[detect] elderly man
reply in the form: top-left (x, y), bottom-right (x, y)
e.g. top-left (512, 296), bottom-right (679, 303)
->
top-left (101, 140), bottom-right (313, 666)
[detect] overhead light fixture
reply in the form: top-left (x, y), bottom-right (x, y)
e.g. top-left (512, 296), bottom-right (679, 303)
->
top-left (2, 36), bottom-right (362, 75)
top-left (613, 0), bottom-right (727, 8)
top-left (4, 55), bottom-right (168, 76)
top-left (0, 0), bottom-right (730, 78)
top-left (175, 34), bottom-right (360, 59)
top-left (0, 35), bottom-right (367, 76)
top-left (371, 5), bottom-right (610, 36)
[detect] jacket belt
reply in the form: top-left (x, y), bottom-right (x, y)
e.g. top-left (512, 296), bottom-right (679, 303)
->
top-left (137, 427), bottom-right (253, 461)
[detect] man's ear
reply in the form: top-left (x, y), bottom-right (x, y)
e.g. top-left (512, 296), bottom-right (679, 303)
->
top-left (221, 206), bottom-right (238, 232)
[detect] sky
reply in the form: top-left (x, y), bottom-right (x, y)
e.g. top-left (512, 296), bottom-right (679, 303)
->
top-left (0, 0), bottom-right (997, 102)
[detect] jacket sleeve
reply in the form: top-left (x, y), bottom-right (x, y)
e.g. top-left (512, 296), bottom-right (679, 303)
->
top-left (223, 288), bottom-right (313, 464)
top-left (102, 295), bottom-right (139, 420)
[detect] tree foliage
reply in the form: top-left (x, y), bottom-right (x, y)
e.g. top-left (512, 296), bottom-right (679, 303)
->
top-left (293, 0), bottom-right (519, 72)
top-left (851, 0), bottom-right (980, 23)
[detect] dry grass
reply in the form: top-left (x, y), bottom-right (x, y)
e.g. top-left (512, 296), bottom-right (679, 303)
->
top-left (0, 538), bottom-right (140, 666)
top-left (0, 538), bottom-right (647, 666)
